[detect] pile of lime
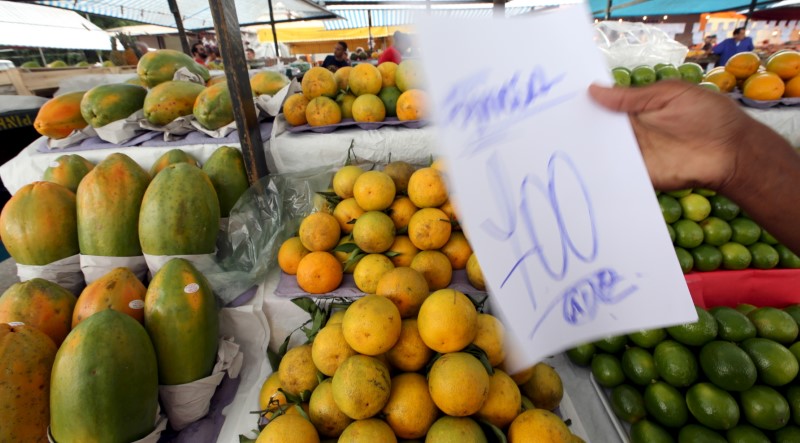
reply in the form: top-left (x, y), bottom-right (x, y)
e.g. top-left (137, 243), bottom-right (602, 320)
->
top-left (658, 188), bottom-right (800, 273)
top-left (611, 62), bottom-right (715, 89)
top-left (569, 304), bottom-right (800, 442)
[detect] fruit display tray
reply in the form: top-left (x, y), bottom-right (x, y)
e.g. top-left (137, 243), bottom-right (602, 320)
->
top-left (728, 91), bottom-right (800, 109)
top-left (285, 117), bottom-right (427, 134)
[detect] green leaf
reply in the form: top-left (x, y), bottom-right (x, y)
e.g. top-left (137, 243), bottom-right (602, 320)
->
top-left (384, 251), bottom-right (401, 258)
top-left (521, 395), bottom-right (535, 411)
top-left (291, 297), bottom-right (318, 315)
top-left (396, 226), bottom-right (408, 235)
top-left (424, 352), bottom-right (443, 376)
top-left (299, 389), bottom-right (313, 403)
top-left (477, 419), bottom-right (508, 443)
top-left (317, 371), bottom-right (326, 384)
top-left (316, 191), bottom-right (342, 207)
top-left (346, 218), bottom-right (357, 225)
top-left (295, 403), bottom-right (311, 421)
top-left (344, 140), bottom-right (356, 166)
top-left (344, 252), bottom-right (367, 272)
top-left (268, 333), bottom-right (292, 371)
top-left (463, 343), bottom-right (494, 375)
top-left (333, 242), bottom-right (359, 253)
top-left (238, 434), bottom-right (257, 443)
top-left (466, 292), bottom-right (490, 312)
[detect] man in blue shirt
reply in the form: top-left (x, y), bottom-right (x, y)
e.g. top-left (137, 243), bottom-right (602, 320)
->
top-left (713, 27), bottom-right (754, 65)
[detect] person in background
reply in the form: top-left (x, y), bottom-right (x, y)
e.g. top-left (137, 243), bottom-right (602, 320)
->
top-left (588, 80), bottom-right (800, 254)
top-left (701, 34), bottom-right (717, 54)
top-left (378, 31), bottom-right (408, 65)
top-left (246, 48), bottom-right (256, 61)
top-left (712, 27), bottom-right (754, 65)
top-left (191, 42), bottom-right (208, 65)
top-left (322, 41), bottom-right (351, 72)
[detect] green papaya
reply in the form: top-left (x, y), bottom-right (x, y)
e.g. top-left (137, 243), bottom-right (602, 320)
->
top-left (137, 49), bottom-right (210, 88)
top-left (80, 83), bottom-right (147, 128)
top-left (202, 146), bottom-right (249, 217)
top-left (42, 154), bottom-right (94, 192)
top-left (20, 61), bottom-right (41, 68)
top-left (138, 163), bottom-right (220, 255)
top-left (50, 309), bottom-right (158, 443)
top-left (144, 258), bottom-right (219, 385)
top-left (143, 80), bottom-right (206, 126)
top-left (149, 148), bottom-right (199, 177)
top-left (76, 153), bottom-right (150, 256)
top-left (193, 81), bottom-right (234, 130)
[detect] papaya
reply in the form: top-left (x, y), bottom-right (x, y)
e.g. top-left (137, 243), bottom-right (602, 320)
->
top-left (250, 71), bottom-right (289, 96)
top-left (0, 279), bottom-right (76, 346)
top-left (42, 154), bottom-right (94, 192)
top-left (0, 323), bottom-right (57, 443)
top-left (207, 75), bottom-right (226, 86)
top-left (202, 146), bottom-right (249, 217)
top-left (144, 258), bottom-right (219, 385)
top-left (20, 61), bottom-right (41, 68)
top-left (193, 81), bottom-right (234, 130)
top-left (50, 310), bottom-right (158, 443)
top-left (125, 76), bottom-right (148, 87)
top-left (76, 153), bottom-right (150, 257)
top-left (137, 49), bottom-right (210, 88)
top-left (149, 148), bottom-right (199, 177)
top-left (72, 267), bottom-right (146, 327)
top-left (143, 80), bottom-right (206, 126)
top-left (139, 163), bottom-right (220, 255)
top-left (47, 60), bottom-right (67, 68)
top-left (80, 83), bottom-right (147, 128)
top-left (33, 91), bottom-right (89, 139)
top-left (0, 181), bottom-right (78, 265)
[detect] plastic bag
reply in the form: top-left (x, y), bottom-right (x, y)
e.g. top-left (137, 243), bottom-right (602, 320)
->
top-left (594, 21), bottom-right (688, 69)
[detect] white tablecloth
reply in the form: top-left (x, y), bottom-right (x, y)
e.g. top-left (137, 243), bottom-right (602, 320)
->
top-left (743, 106), bottom-right (800, 148)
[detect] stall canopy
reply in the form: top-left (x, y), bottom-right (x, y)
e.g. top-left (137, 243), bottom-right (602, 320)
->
top-left (586, 0), bottom-right (800, 17)
top-left (324, 5), bottom-right (535, 30)
top-left (35, 0), bottom-right (338, 30)
top-left (0, 0), bottom-right (111, 50)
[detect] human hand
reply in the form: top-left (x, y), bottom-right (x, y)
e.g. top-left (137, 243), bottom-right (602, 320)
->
top-left (589, 80), bottom-right (750, 193)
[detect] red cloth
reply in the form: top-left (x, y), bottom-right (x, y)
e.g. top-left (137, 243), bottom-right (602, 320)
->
top-left (378, 46), bottom-right (401, 65)
top-left (685, 269), bottom-right (800, 308)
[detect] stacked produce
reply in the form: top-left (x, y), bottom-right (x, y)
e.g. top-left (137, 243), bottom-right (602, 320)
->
top-left (569, 303), bottom-right (800, 442)
top-left (610, 62), bottom-right (708, 88)
top-left (657, 189), bottom-right (800, 272)
top-left (703, 50), bottom-right (800, 100)
top-left (278, 160), bottom-right (485, 294)
top-left (251, 291), bottom-right (579, 442)
top-left (282, 60), bottom-right (427, 127)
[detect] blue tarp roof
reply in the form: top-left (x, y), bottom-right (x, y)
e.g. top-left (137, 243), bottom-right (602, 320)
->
top-left (587, 0), bottom-right (787, 17)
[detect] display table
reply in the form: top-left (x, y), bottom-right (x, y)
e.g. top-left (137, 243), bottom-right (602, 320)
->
top-left (743, 106), bottom-right (800, 148)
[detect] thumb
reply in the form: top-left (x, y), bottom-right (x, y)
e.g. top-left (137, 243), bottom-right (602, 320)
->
top-left (588, 80), bottom-right (693, 114)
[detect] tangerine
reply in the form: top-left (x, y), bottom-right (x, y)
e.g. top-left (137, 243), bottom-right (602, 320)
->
top-left (743, 71), bottom-right (785, 101)
top-left (396, 89), bottom-right (427, 121)
top-left (352, 94), bottom-right (386, 122)
top-left (296, 251), bottom-right (343, 294)
top-left (301, 66), bottom-right (338, 98)
top-left (766, 50), bottom-right (800, 80)
top-left (305, 96), bottom-right (341, 126)
top-left (348, 63), bottom-right (382, 96)
top-left (283, 93), bottom-right (310, 126)
top-left (278, 236), bottom-right (310, 275)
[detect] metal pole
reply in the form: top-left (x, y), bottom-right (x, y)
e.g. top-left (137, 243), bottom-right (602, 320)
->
top-left (368, 10), bottom-right (373, 52)
top-left (168, 0), bottom-right (192, 55)
top-left (267, 0), bottom-right (281, 59)
top-left (208, 0), bottom-right (270, 182)
top-left (493, 0), bottom-right (504, 18)
top-left (745, 0), bottom-right (757, 28)
top-left (38, 47), bottom-right (47, 66)
top-left (605, 0), bottom-right (612, 20)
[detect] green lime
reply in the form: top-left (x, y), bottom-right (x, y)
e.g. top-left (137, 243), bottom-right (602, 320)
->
top-left (630, 419), bottom-right (674, 443)
top-left (698, 340), bottom-right (756, 392)
top-left (736, 303), bottom-right (758, 315)
top-left (725, 424), bottom-right (770, 443)
top-left (748, 242), bottom-right (779, 269)
top-left (566, 343), bottom-right (596, 367)
top-left (612, 67), bottom-right (632, 87)
top-left (631, 65), bottom-right (657, 86)
top-left (667, 306), bottom-right (718, 346)
top-left (699, 217), bottom-right (732, 246)
top-left (685, 382), bottom-right (740, 430)
top-left (656, 65), bottom-right (682, 81)
top-left (591, 353), bottom-right (625, 388)
top-left (628, 328), bottom-right (667, 348)
top-left (759, 229), bottom-right (779, 245)
top-left (690, 244), bottom-right (722, 272)
top-left (709, 195), bottom-right (740, 221)
top-left (594, 335), bottom-right (627, 353)
top-left (675, 247), bottom-right (694, 273)
top-left (729, 218), bottom-right (761, 246)
top-left (789, 341), bottom-right (800, 364)
top-left (698, 82), bottom-right (721, 92)
top-left (622, 347), bottom-right (659, 385)
top-left (719, 242), bottom-right (752, 270)
top-left (710, 306), bottom-right (756, 342)
top-left (673, 220), bottom-right (704, 249)
top-left (740, 385), bottom-right (790, 431)
top-left (775, 425), bottom-right (800, 443)
top-left (679, 194), bottom-right (711, 222)
top-left (747, 307), bottom-right (799, 344)
top-left (658, 194), bottom-right (682, 223)
top-left (678, 62), bottom-right (704, 84)
top-left (666, 188), bottom-right (693, 198)
top-left (776, 244), bottom-right (800, 268)
top-left (667, 224), bottom-right (676, 243)
top-left (694, 188), bottom-right (716, 197)
top-left (784, 305), bottom-right (800, 327)
top-left (740, 338), bottom-right (799, 386)
top-left (644, 381), bottom-right (689, 428)
top-left (785, 385), bottom-right (800, 426)
top-left (654, 62), bottom-right (673, 71)
top-left (677, 424), bottom-right (726, 442)
top-left (610, 384), bottom-right (646, 424)
top-left (654, 340), bottom-right (698, 388)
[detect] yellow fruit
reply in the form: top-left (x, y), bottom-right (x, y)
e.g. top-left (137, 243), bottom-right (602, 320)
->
top-left (472, 313), bottom-right (506, 367)
top-left (256, 413), bottom-right (319, 443)
top-left (410, 250), bottom-right (453, 290)
top-left (507, 364), bottom-right (536, 385)
top-left (352, 210), bottom-right (396, 254)
top-left (466, 253), bottom-right (486, 290)
top-left (382, 372), bottom-right (439, 439)
top-left (302, 67), bottom-right (338, 99)
top-left (766, 50), bottom-right (800, 80)
top-left (417, 289), bottom-right (478, 353)
top-left (283, 93), bottom-right (310, 126)
top-left (308, 378), bottom-right (353, 438)
top-left (278, 344), bottom-right (320, 396)
top-left (348, 63), bottom-right (382, 96)
top-left (375, 266), bottom-right (430, 318)
top-left (328, 310), bottom-right (346, 325)
top-left (352, 94), bottom-right (386, 123)
top-left (383, 161), bottom-right (415, 194)
top-left (332, 198), bottom-right (365, 234)
top-left (408, 207), bottom-right (452, 251)
top-left (377, 62), bottom-right (398, 88)
top-left (476, 370), bottom-right (522, 429)
top-left (725, 51), bottom-right (761, 79)
top-left (387, 235), bottom-right (419, 267)
top-left (311, 323), bottom-right (357, 377)
top-left (521, 363), bottom-right (564, 411)
top-left (278, 236), bottom-right (310, 275)
top-left (785, 74), bottom-right (800, 97)
top-left (441, 231), bottom-right (472, 270)
top-left (426, 416), bottom-right (486, 442)
top-left (508, 409), bottom-right (572, 443)
top-left (430, 157), bottom-right (446, 173)
top-left (396, 89), bottom-right (427, 121)
top-left (338, 418), bottom-right (396, 442)
top-left (353, 170), bottom-right (396, 211)
top-left (438, 199), bottom-right (460, 228)
top-left (299, 212), bottom-right (340, 252)
top-left (395, 60), bottom-right (424, 92)
top-left (353, 253), bottom-right (395, 294)
top-left (703, 69), bottom-right (737, 93)
top-left (305, 96), bottom-right (342, 126)
top-left (258, 372), bottom-right (287, 411)
top-left (407, 167), bottom-right (447, 208)
top-left (337, 93), bottom-right (356, 119)
top-left (386, 318), bottom-right (434, 372)
top-left (332, 165), bottom-right (364, 199)
top-left (428, 352), bottom-right (490, 416)
top-left (296, 251), bottom-right (343, 294)
top-left (387, 196), bottom-right (418, 231)
top-left (742, 71), bottom-right (785, 101)
top-left (342, 294), bottom-right (402, 355)
top-left (333, 66), bottom-right (353, 91)
top-left (331, 355), bottom-right (392, 419)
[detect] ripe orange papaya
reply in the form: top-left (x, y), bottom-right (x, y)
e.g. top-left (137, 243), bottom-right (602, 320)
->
top-left (42, 154), bottom-right (94, 192)
top-left (0, 278), bottom-right (76, 346)
top-left (143, 80), bottom-right (206, 126)
top-left (33, 91), bottom-right (88, 139)
top-left (72, 267), bottom-right (146, 327)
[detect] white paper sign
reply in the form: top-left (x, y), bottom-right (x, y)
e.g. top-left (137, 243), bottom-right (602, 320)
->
top-left (417, 5), bottom-right (697, 372)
